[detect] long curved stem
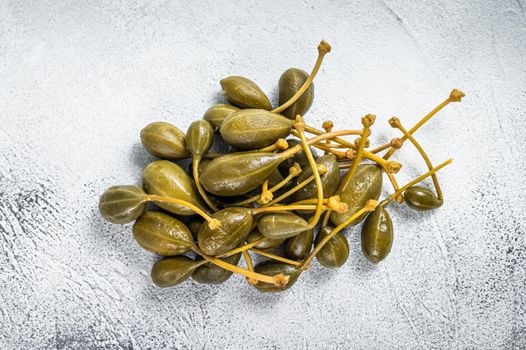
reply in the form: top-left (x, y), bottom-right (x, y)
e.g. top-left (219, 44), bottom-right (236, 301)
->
top-left (250, 249), bottom-right (302, 267)
top-left (282, 129), bottom-right (364, 159)
top-left (271, 40), bottom-right (331, 114)
top-left (252, 204), bottom-right (330, 215)
top-left (335, 116), bottom-right (373, 194)
top-left (217, 237), bottom-right (267, 258)
top-left (242, 251), bottom-right (257, 285)
top-left (193, 158), bottom-right (220, 212)
top-left (144, 195), bottom-right (220, 228)
top-left (299, 200), bottom-right (378, 270)
top-left (262, 174), bottom-right (317, 207)
top-left (228, 166), bottom-right (300, 207)
top-left (383, 90), bottom-right (464, 160)
top-left (191, 245), bottom-right (287, 286)
top-left (393, 118), bottom-right (443, 200)
top-left (296, 120), bottom-right (324, 228)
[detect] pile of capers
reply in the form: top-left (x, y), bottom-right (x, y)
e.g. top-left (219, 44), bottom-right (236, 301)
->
top-left (99, 40), bottom-right (464, 292)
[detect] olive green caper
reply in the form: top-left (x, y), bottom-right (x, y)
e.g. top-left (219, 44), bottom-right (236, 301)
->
top-left (284, 228), bottom-right (313, 260)
top-left (278, 68), bottom-right (314, 119)
top-left (192, 253), bottom-right (241, 284)
top-left (315, 226), bottom-right (349, 268)
top-left (151, 256), bottom-right (202, 288)
top-left (404, 185), bottom-right (443, 210)
top-left (361, 206), bottom-right (393, 263)
top-left (257, 212), bottom-right (310, 240)
top-left (99, 185), bottom-right (146, 224)
top-left (278, 139), bottom-right (318, 175)
top-left (252, 261), bottom-right (302, 293)
top-left (203, 104), bottom-right (239, 131)
top-left (186, 120), bottom-right (214, 157)
top-left (246, 229), bottom-right (284, 250)
top-left (331, 164), bottom-right (383, 226)
top-left (198, 207), bottom-right (253, 256)
top-left (220, 76), bottom-right (272, 110)
top-left (132, 211), bottom-right (194, 256)
top-left (140, 122), bottom-right (189, 159)
top-left (200, 152), bottom-right (283, 196)
top-left (219, 109), bottom-right (292, 149)
top-left (187, 219), bottom-right (203, 240)
top-left (292, 154), bottom-right (340, 201)
top-left (142, 160), bottom-right (205, 215)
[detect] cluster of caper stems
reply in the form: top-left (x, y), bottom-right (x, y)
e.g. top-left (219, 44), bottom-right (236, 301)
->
top-left (99, 40), bottom-right (464, 292)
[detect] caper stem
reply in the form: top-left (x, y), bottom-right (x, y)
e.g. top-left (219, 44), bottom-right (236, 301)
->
top-left (258, 138), bottom-right (288, 152)
top-left (250, 249), bottom-right (302, 267)
top-left (228, 168), bottom-right (300, 207)
top-left (262, 174), bottom-right (318, 207)
top-left (217, 237), bottom-right (267, 258)
top-left (288, 198), bottom-right (331, 205)
top-left (393, 118), bottom-right (443, 200)
top-left (370, 142), bottom-right (392, 154)
top-left (299, 200), bottom-right (379, 270)
top-left (192, 158), bottom-right (220, 212)
top-left (242, 251), bottom-right (257, 285)
top-left (335, 116), bottom-right (373, 195)
top-left (283, 129), bottom-right (364, 159)
top-left (395, 118), bottom-right (443, 200)
top-left (144, 195), bottom-right (220, 229)
top-left (191, 245), bottom-right (285, 286)
top-left (381, 158), bottom-right (453, 206)
top-left (252, 204), bottom-right (330, 214)
top-left (322, 121), bottom-right (334, 155)
top-left (296, 119), bottom-right (324, 229)
top-left (314, 142), bottom-right (347, 149)
top-left (383, 90), bottom-right (464, 160)
top-left (271, 40), bottom-right (331, 114)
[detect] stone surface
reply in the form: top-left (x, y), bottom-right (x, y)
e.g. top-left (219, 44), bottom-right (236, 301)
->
top-left (1, 1), bottom-right (525, 349)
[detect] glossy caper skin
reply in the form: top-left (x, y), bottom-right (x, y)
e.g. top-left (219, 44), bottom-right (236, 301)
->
top-left (246, 230), bottom-right (284, 250)
top-left (361, 206), bottom-right (393, 263)
top-left (278, 139), bottom-right (318, 175)
top-left (257, 212), bottom-right (310, 240)
top-left (331, 164), bottom-right (383, 226)
top-left (186, 120), bottom-right (213, 157)
top-left (220, 109), bottom-right (292, 149)
top-left (99, 185), bottom-right (146, 224)
top-left (132, 211), bottom-right (194, 256)
top-left (140, 122), bottom-right (189, 159)
top-left (200, 152), bottom-right (283, 196)
top-left (284, 228), bottom-right (313, 260)
top-left (220, 76), bottom-right (272, 110)
top-left (203, 104), bottom-right (239, 131)
top-left (187, 220), bottom-right (203, 241)
top-left (252, 261), bottom-right (302, 293)
top-left (151, 256), bottom-right (202, 288)
top-left (143, 160), bottom-right (205, 215)
top-left (198, 207), bottom-right (253, 256)
top-left (404, 186), bottom-right (443, 211)
top-left (293, 154), bottom-right (340, 201)
top-left (192, 253), bottom-right (241, 285)
top-left (278, 68), bottom-right (314, 119)
top-left (315, 226), bottom-right (349, 268)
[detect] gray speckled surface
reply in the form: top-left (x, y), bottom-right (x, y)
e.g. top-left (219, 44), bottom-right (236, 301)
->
top-left (1, 1), bottom-right (525, 349)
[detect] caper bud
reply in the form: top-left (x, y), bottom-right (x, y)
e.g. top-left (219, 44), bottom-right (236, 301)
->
top-left (140, 122), bottom-right (188, 159)
top-left (99, 185), bottom-right (146, 224)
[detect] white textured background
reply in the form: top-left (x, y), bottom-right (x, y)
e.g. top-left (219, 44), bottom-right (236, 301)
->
top-left (1, 1), bottom-right (525, 349)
